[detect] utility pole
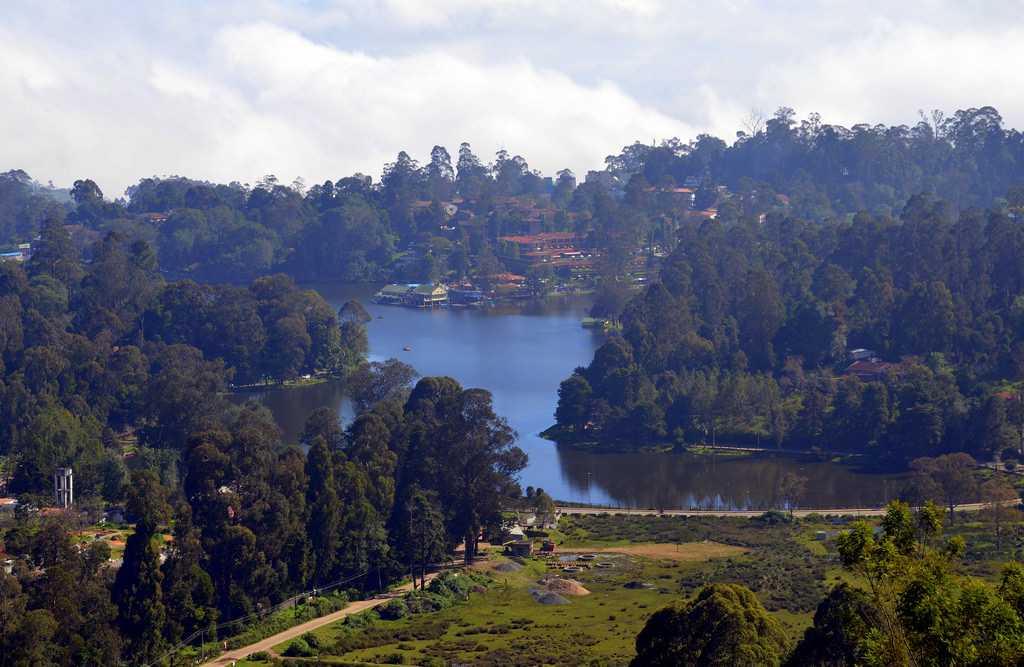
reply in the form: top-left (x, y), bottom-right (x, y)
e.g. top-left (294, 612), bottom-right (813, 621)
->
top-left (1018, 388), bottom-right (1023, 457)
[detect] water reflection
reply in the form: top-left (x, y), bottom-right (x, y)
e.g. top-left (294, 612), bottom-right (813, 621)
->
top-left (553, 449), bottom-right (902, 510)
top-left (234, 380), bottom-right (354, 442)
top-left (237, 283), bottom-right (903, 509)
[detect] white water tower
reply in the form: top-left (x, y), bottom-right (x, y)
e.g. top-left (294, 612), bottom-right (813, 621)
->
top-left (54, 467), bottom-right (73, 508)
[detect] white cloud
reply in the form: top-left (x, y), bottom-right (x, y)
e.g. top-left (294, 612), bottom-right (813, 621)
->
top-left (755, 24), bottom-right (1024, 127)
top-left (1, 1), bottom-right (1023, 196)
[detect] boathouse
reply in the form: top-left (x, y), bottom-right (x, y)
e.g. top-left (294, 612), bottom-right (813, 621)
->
top-left (410, 284), bottom-right (448, 307)
top-left (373, 283), bottom-right (449, 308)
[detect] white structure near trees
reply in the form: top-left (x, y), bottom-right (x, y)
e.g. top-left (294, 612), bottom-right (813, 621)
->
top-left (54, 467), bottom-right (73, 508)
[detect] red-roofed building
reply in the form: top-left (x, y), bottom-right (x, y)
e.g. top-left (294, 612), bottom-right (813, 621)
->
top-left (643, 186), bottom-right (695, 208)
top-left (490, 273), bottom-right (526, 284)
top-left (499, 232), bottom-right (579, 251)
top-left (497, 232), bottom-right (591, 272)
top-left (845, 359), bottom-right (894, 382)
top-left (692, 209), bottom-right (718, 221)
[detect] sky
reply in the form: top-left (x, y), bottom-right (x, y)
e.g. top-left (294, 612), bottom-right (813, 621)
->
top-left (4, 1), bottom-right (1024, 197)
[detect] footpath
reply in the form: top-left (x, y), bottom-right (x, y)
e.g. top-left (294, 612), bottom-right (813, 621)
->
top-left (200, 573), bottom-right (438, 666)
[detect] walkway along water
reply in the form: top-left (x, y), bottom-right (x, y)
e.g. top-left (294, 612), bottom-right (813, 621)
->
top-left (555, 498), bottom-right (1020, 519)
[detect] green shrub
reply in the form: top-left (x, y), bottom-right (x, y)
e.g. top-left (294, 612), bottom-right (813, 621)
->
top-left (343, 608), bottom-right (379, 629)
top-left (378, 598), bottom-right (409, 620)
top-left (283, 638), bottom-right (314, 657)
top-left (404, 590), bottom-right (450, 614)
top-left (757, 510), bottom-right (792, 525)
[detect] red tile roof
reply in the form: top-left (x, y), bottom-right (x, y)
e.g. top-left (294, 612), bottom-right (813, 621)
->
top-left (498, 232), bottom-right (579, 244)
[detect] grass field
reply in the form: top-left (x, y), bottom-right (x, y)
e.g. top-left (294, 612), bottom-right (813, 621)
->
top-left (266, 555), bottom-right (700, 666)
top-left (233, 514), bottom-right (815, 665)
top-left (231, 507), bottom-right (1024, 666)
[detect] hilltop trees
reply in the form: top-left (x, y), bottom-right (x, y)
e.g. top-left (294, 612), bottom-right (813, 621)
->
top-left (28, 214), bottom-right (82, 287)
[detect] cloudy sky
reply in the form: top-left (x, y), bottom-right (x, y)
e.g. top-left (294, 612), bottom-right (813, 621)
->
top-left (4, 1), bottom-right (1024, 196)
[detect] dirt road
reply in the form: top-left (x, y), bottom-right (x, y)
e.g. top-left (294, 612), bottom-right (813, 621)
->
top-left (200, 574), bottom-right (437, 666)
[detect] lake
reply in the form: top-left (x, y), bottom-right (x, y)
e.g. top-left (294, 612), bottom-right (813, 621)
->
top-left (238, 283), bottom-right (903, 510)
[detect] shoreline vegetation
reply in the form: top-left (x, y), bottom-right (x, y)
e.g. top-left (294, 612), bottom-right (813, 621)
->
top-left (541, 423), bottom-right (857, 459)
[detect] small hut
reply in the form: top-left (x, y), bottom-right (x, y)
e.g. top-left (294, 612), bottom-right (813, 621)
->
top-left (506, 540), bottom-right (533, 557)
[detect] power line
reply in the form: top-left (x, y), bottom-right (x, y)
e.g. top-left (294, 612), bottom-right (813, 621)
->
top-left (144, 569), bottom-right (370, 667)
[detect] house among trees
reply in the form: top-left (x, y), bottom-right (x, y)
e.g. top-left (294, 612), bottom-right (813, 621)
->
top-left (497, 232), bottom-right (590, 272)
top-left (506, 540), bottom-right (534, 557)
top-left (643, 185), bottom-right (696, 208)
top-left (844, 359), bottom-right (894, 382)
top-left (844, 348), bottom-right (895, 381)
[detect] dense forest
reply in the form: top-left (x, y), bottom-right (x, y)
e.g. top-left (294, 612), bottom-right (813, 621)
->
top-left (0, 219), bottom-right (525, 664)
top-left (555, 190), bottom-right (1024, 466)
top-left (4, 106), bottom-right (1024, 289)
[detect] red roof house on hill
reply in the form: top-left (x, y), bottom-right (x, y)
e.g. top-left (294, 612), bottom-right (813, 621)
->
top-left (845, 359), bottom-right (894, 382)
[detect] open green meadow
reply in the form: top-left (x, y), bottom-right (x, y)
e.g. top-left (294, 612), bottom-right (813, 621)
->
top-left (231, 507), bottom-right (1024, 666)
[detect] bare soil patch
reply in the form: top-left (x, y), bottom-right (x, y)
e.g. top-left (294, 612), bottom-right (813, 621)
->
top-left (572, 541), bottom-right (746, 562)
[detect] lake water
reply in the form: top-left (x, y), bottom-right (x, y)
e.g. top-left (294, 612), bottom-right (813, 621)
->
top-left (239, 283), bottom-right (903, 510)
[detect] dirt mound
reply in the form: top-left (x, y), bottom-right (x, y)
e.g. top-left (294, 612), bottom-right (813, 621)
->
top-left (544, 578), bottom-right (590, 596)
top-left (493, 562), bottom-right (523, 573)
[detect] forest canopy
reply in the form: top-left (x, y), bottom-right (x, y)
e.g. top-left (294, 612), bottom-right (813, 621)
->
top-left (5, 107), bottom-right (1024, 287)
top-left (555, 192), bottom-right (1024, 466)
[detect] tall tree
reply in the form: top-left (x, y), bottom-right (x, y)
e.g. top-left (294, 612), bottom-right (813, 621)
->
top-left (112, 470), bottom-right (170, 664)
top-left (161, 503), bottom-right (217, 645)
top-left (306, 435), bottom-right (342, 583)
top-left (27, 214), bottom-right (82, 287)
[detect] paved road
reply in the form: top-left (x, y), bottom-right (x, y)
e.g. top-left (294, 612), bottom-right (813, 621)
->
top-left (200, 574), bottom-right (438, 666)
top-left (557, 500), bottom-right (1016, 519)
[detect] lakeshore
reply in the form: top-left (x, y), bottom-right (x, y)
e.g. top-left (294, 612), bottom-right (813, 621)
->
top-left (241, 283), bottom-right (907, 510)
